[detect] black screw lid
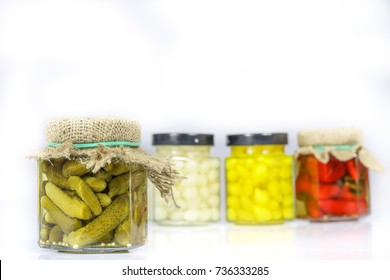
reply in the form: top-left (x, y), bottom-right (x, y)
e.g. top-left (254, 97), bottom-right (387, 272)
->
top-left (227, 133), bottom-right (288, 146)
top-left (153, 133), bottom-right (214, 146)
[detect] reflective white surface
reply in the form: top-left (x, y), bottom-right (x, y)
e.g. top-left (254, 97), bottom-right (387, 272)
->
top-left (25, 217), bottom-right (390, 261)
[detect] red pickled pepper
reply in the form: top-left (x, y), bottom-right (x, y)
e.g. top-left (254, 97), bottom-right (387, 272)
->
top-left (295, 156), bottom-right (322, 217)
top-left (338, 185), bottom-right (366, 200)
top-left (317, 158), bottom-right (346, 183)
top-left (318, 200), bottom-right (367, 216)
top-left (295, 128), bottom-right (376, 220)
top-left (296, 172), bottom-right (315, 196)
top-left (296, 155), bottom-right (370, 218)
top-left (316, 158), bottom-right (369, 216)
top-left (346, 159), bottom-right (359, 180)
top-left (346, 159), bottom-right (367, 181)
top-left (318, 184), bottom-right (341, 199)
top-left (307, 200), bottom-right (323, 218)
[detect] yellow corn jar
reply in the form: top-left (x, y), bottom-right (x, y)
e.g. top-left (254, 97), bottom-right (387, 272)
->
top-left (30, 118), bottom-right (177, 253)
top-left (225, 133), bottom-right (294, 224)
top-left (152, 133), bottom-right (220, 225)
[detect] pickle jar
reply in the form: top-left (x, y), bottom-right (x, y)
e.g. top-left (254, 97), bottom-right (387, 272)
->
top-left (295, 129), bottom-right (383, 221)
top-left (31, 118), bottom-right (177, 253)
top-left (225, 133), bottom-right (294, 224)
top-left (152, 133), bottom-right (220, 225)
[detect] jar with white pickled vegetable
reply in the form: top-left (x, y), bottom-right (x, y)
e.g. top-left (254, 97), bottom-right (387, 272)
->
top-left (30, 118), bottom-right (178, 253)
top-left (226, 133), bottom-right (294, 224)
top-left (152, 133), bottom-right (220, 225)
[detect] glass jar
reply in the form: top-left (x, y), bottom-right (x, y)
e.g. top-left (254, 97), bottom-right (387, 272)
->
top-left (31, 118), bottom-right (177, 253)
top-left (295, 129), bottom-right (382, 221)
top-left (38, 159), bottom-right (147, 252)
top-left (152, 133), bottom-right (220, 225)
top-left (225, 133), bottom-right (294, 224)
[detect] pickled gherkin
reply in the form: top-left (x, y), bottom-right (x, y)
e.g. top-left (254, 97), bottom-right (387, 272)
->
top-left (96, 193), bottom-right (112, 208)
top-left (62, 160), bottom-right (90, 178)
top-left (114, 217), bottom-right (131, 246)
top-left (92, 170), bottom-right (112, 183)
top-left (33, 117), bottom-right (177, 254)
top-left (49, 225), bottom-right (64, 243)
top-left (105, 162), bottom-right (130, 176)
top-left (108, 173), bottom-right (130, 198)
top-left (41, 160), bottom-right (70, 190)
top-left (68, 176), bottom-right (102, 216)
top-left (39, 158), bottom-right (148, 252)
top-left (84, 177), bottom-right (107, 192)
top-left (41, 195), bottom-right (82, 233)
top-left (45, 182), bottom-right (92, 220)
top-left (67, 195), bottom-right (129, 247)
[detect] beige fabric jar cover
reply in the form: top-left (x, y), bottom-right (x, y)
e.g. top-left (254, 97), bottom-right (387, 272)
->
top-left (29, 118), bottom-right (180, 204)
top-left (295, 128), bottom-right (384, 173)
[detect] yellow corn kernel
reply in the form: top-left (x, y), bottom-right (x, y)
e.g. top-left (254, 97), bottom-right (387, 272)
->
top-left (240, 196), bottom-right (252, 211)
top-left (244, 158), bottom-right (256, 169)
top-left (227, 182), bottom-right (239, 196)
top-left (226, 170), bottom-right (238, 182)
top-left (280, 180), bottom-right (292, 195)
top-left (281, 156), bottom-right (292, 167)
top-left (282, 207), bottom-right (294, 219)
top-left (237, 165), bottom-right (249, 178)
top-left (267, 180), bottom-right (281, 200)
top-left (282, 195), bottom-right (293, 207)
top-left (227, 208), bottom-right (237, 221)
top-left (253, 206), bottom-right (272, 222)
top-left (252, 165), bottom-right (267, 185)
top-left (272, 209), bottom-right (283, 220)
top-left (242, 183), bottom-right (253, 197)
top-left (264, 157), bottom-right (277, 168)
top-left (279, 167), bottom-right (292, 180)
top-left (268, 199), bottom-right (279, 210)
top-left (227, 196), bottom-right (239, 208)
top-left (237, 209), bottom-right (254, 222)
top-left (253, 189), bottom-right (270, 205)
top-left (226, 158), bottom-right (238, 170)
top-left (267, 168), bottom-right (278, 181)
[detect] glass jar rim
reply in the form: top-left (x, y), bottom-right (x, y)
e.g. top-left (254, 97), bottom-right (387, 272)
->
top-left (227, 133), bottom-right (288, 146)
top-left (153, 133), bottom-right (214, 146)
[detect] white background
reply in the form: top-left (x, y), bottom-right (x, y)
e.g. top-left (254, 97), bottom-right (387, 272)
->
top-left (0, 0), bottom-right (390, 276)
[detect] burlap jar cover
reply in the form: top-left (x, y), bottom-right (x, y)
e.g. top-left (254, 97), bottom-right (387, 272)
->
top-left (29, 118), bottom-right (179, 204)
top-left (295, 128), bottom-right (384, 173)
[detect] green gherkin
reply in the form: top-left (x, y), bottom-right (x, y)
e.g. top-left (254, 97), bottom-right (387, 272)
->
top-left (67, 195), bottom-right (130, 247)
top-left (62, 160), bottom-right (90, 178)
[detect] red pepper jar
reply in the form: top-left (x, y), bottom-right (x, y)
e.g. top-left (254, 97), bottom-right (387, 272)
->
top-left (294, 129), bottom-right (383, 221)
